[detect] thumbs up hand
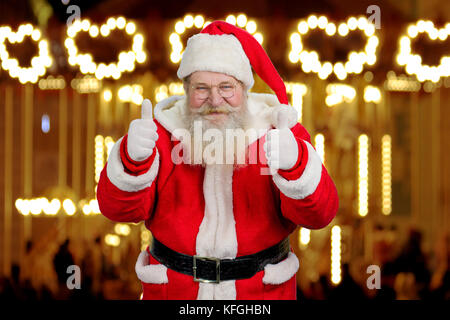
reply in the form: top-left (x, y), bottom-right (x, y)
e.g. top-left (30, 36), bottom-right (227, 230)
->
top-left (127, 99), bottom-right (159, 162)
top-left (263, 106), bottom-right (299, 171)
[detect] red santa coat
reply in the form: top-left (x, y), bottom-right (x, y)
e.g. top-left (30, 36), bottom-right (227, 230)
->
top-left (97, 93), bottom-right (338, 300)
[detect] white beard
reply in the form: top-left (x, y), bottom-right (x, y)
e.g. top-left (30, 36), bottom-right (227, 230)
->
top-left (181, 99), bottom-right (250, 168)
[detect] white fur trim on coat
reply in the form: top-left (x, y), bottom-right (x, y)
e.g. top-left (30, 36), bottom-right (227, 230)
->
top-left (153, 95), bottom-right (187, 141)
top-left (177, 33), bottom-right (254, 89)
top-left (196, 164), bottom-right (237, 300)
top-left (106, 137), bottom-right (160, 192)
top-left (262, 252), bottom-right (299, 285)
top-left (272, 141), bottom-right (323, 199)
top-left (135, 250), bottom-right (168, 284)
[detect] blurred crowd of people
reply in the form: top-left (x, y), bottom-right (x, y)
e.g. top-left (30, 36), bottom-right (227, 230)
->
top-left (1, 227), bottom-right (449, 300)
top-left (0, 224), bottom-right (141, 300)
top-left (297, 229), bottom-right (450, 300)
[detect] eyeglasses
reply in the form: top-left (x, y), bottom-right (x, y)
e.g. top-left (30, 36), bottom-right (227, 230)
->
top-left (190, 82), bottom-right (237, 100)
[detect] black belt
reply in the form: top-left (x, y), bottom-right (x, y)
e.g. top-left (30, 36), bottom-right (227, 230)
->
top-left (150, 237), bottom-right (290, 283)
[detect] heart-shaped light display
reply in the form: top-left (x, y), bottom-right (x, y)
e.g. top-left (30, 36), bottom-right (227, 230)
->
top-left (64, 17), bottom-right (146, 80)
top-left (396, 20), bottom-right (450, 82)
top-left (169, 13), bottom-right (263, 63)
top-left (0, 24), bottom-right (52, 84)
top-left (288, 15), bottom-right (379, 80)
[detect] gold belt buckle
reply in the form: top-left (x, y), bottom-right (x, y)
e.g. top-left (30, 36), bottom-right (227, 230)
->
top-left (193, 255), bottom-right (220, 283)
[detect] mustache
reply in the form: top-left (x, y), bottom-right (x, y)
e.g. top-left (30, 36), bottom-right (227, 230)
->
top-left (190, 103), bottom-right (237, 116)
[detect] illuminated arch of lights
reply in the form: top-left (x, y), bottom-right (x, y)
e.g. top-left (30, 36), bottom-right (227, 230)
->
top-left (169, 13), bottom-right (263, 64)
top-left (0, 24), bottom-right (52, 84)
top-left (396, 20), bottom-right (450, 83)
top-left (64, 17), bottom-right (147, 80)
top-left (288, 15), bottom-right (379, 80)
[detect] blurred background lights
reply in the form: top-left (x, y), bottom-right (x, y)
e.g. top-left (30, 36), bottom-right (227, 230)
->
top-left (331, 225), bottom-right (342, 285)
top-left (95, 135), bottom-right (115, 186)
top-left (299, 227), bottom-right (311, 247)
top-left (314, 133), bottom-right (325, 164)
top-left (285, 82), bottom-right (307, 122)
top-left (95, 135), bottom-right (105, 184)
top-left (118, 84), bottom-right (144, 105)
top-left (104, 136), bottom-right (115, 158)
top-left (364, 85), bottom-right (382, 103)
top-left (102, 88), bottom-right (112, 102)
top-left (105, 234), bottom-right (120, 247)
top-left (65, 17), bottom-right (146, 80)
top-left (15, 196), bottom-right (101, 217)
top-left (382, 135), bottom-right (392, 215)
top-left (170, 13), bottom-right (262, 64)
top-left (396, 20), bottom-right (449, 83)
top-left (38, 75), bottom-right (66, 90)
top-left (155, 82), bottom-right (184, 102)
top-left (16, 198), bottom-right (61, 216)
top-left (114, 223), bottom-right (131, 236)
top-left (63, 199), bottom-right (76, 216)
top-left (358, 134), bottom-right (369, 217)
top-left (0, 24), bottom-right (52, 84)
top-left (289, 15), bottom-right (378, 80)
top-left (41, 114), bottom-right (50, 133)
top-left (140, 224), bottom-right (152, 251)
top-left (325, 83), bottom-right (356, 107)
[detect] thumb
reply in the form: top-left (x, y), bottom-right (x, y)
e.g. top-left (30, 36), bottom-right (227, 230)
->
top-left (141, 99), bottom-right (153, 120)
top-left (277, 108), bottom-right (290, 129)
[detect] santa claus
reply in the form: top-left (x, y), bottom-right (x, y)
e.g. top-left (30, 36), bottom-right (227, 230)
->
top-left (97, 21), bottom-right (338, 300)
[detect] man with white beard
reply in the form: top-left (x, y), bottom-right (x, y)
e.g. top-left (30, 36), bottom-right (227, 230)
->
top-left (181, 71), bottom-right (251, 167)
top-left (97, 21), bottom-right (338, 300)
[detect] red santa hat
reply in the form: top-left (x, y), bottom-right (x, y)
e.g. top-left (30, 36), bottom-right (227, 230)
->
top-left (177, 20), bottom-right (289, 105)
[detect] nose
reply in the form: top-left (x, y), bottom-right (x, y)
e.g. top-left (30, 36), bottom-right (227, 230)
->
top-left (208, 87), bottom-right (224, 107)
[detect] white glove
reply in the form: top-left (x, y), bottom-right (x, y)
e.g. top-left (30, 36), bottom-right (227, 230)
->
top-left (264, 107), bottom-right (298, 171)
top-left (127, 99), bottom-right (159, 162)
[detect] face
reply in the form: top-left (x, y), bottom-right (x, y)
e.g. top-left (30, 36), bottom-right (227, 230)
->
top-left (186, 71), bottom-right (245, 123)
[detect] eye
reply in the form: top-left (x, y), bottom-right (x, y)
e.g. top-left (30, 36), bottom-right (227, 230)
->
top-left (219, 85), bottom-right (234, 90)
top-left (195, 86), bottom-right (209, 90)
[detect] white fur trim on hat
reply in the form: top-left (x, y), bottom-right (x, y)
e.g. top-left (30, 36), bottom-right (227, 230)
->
top-left (177, 33), bottom-right (254, 89)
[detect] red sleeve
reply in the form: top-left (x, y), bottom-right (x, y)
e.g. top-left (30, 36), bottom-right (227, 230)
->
top-left (96, 165), bottom-right (157, 223)
top-left (279, 166), bottom-right (339, 229)
top-left (276, 123), bottom-right (339, 229)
